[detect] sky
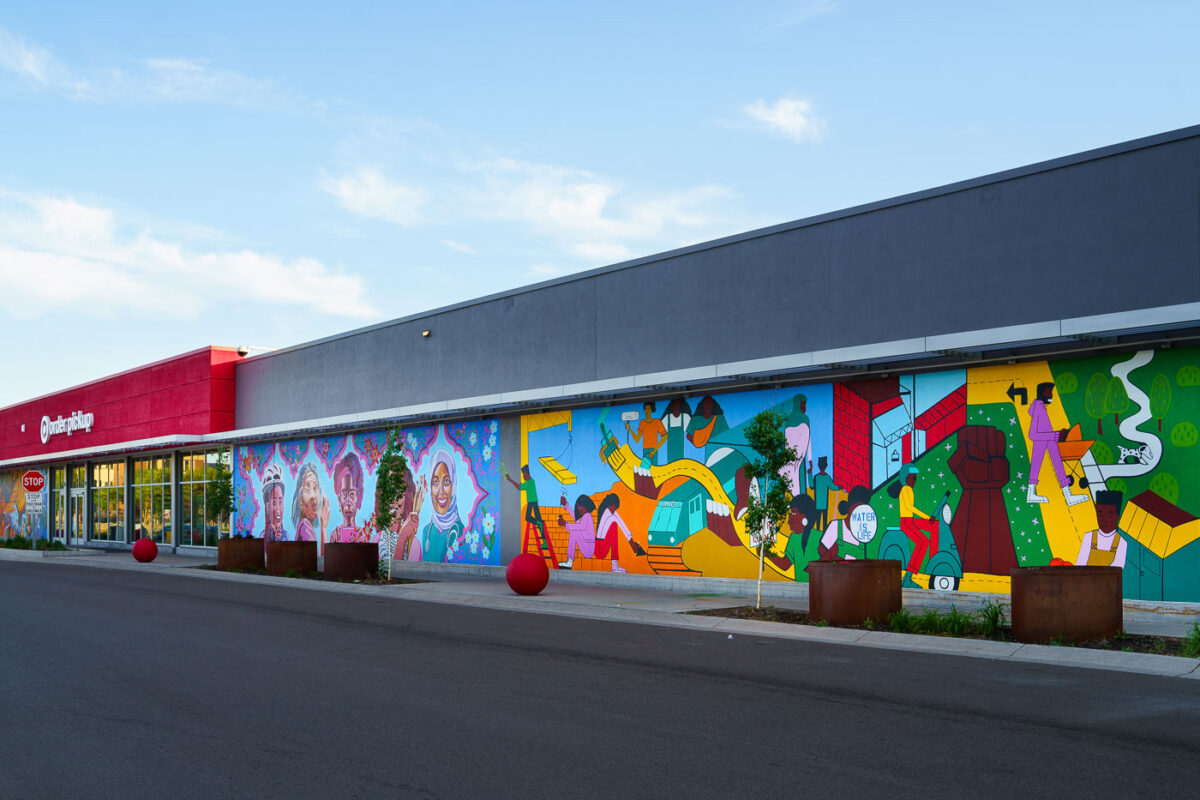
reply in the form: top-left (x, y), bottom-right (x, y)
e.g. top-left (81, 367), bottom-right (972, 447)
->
top-left (1, 1), bottom-right (1197, 407)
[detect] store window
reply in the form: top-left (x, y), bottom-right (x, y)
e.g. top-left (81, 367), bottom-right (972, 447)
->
top-left (90, 461), bottom-right (125, 542)
top-left (179, 449), bottom-right (230, 547)
top-left (132, 456), bottom-right (172, 544)
top-left (51, 467), bottom-right (66, 540)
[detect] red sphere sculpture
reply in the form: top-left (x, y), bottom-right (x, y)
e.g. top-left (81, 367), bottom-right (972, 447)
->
top-left (132, 537), bottom-right (158, 563)
top-left (506, 553), bottom-right (549, 596)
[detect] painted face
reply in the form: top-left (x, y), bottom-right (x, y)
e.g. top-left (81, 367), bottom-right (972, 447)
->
top-left (300, 472), bottom-right (320, 520)
top-left (337, 470), bottom-right (358, 520)
top-left (1096, 503), bottom-right (1119, 534)
top-left (431, 462), bottom-right (454, 514)
top-left (788, 507), bottom-right (808, 533)
top-left (266, 485), bottom-right (285, 533)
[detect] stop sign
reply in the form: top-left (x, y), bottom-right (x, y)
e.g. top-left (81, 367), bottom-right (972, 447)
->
top-left (21, 471), bottom-right (45, 492)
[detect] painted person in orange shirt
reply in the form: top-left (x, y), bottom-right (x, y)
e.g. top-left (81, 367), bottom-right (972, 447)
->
top-left (626, 401), bottom-right (668, 467)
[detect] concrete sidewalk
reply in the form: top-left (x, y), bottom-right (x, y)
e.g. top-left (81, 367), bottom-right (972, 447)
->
top-left (8, 547), bottom-right (1200, 679)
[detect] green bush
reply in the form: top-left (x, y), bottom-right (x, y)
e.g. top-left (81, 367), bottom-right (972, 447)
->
top-left (1184, 623), bottom-right (1200, 659)
top-left (1170, 422), bottom-right (1198, 448)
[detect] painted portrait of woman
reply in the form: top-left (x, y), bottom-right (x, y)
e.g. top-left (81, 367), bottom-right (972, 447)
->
top-left (375, 461), bottom-right (425, 561)
top-left (291, 463), bottom-right (329, 543)
top-left (331, 453), bottom-right (365, 543)
top-left (421, 450), bottom-right (464, 562)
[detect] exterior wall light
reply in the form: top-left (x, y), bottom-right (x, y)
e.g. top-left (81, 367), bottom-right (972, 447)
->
top-left (422, 330), bottom-right (431, 338)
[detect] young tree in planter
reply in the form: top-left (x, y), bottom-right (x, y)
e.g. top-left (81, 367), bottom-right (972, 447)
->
top-left (742, 410), bottom-right (799, 610)
top-left (374, 429), bottom-right (410, 581)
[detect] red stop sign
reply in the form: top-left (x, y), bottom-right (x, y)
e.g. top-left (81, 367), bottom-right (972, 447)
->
top-left (21, 471), bottom-right (45, 492)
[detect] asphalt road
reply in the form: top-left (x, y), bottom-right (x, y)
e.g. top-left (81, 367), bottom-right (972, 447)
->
top-left (3, 562), bottom-right (1200, 799)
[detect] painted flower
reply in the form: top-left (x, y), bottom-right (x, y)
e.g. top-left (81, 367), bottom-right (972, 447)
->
top-left (482, 512), bottom-right (496, 536)
top-left (407, 433), bottom-right (419, 451)
top-left (482, 545), bottom-right (490, 561)
top-left (490, 420), bottom-right (498, 433)
top-left (487, 434), bottom-right (496, 448)
top-left (483, 445), bottom-right (492, 462)
top-left (467, 530), bottom-right (480, 554)
top-left (469, 431), bottom-right (478, 446)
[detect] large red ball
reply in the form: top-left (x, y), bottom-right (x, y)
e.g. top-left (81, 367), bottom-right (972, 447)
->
top-left (132, 537), bottom-right (158, 563)
top-left (506, 553), bottom-right (549, 596)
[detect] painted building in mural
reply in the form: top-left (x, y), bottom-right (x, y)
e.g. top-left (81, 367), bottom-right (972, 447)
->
top-left (1, 124), bottom-right (1199, 606)
top-left (518, 348), bottom-right (1200, 601)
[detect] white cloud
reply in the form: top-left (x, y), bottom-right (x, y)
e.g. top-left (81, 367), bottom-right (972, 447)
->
top-left (571, 242), bottom-right (631, 263)
top-left (0, 26), bottom-right (282, 106)
top-left (320, 168), bottom-right (426, 227)
top-left (741, 97), bottom-right (826, 143)
top-left (0, 188), bottom-right (378, 321)
top-left (441, 239), bottom-right (476, 254)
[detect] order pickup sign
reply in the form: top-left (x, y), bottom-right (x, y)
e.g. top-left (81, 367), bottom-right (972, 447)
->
top-left (22, 471), bottom-right (46, 493)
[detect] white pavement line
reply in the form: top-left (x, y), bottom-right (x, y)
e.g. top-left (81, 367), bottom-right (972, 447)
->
top-left (14, 555), bottom-right (1200, 679)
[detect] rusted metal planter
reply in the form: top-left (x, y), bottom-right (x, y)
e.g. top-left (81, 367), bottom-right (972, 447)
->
top-left (324, 541), bottom-right (379, 581)
top-left (1010, 566), bottom-right (1122, 643)
top-left (266, 540), bottom-right (318, 576)
top-left (217, 536), bottom-right (264, 571)
top-left (808, 559), bottom-right (902, 626)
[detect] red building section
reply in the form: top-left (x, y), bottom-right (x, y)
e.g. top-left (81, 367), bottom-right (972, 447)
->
top-left (915, 384), bottom-right (967, 453)
top-left (832, 377), bottom-right (903, 490)
top-left (0, 347), bottom-right (242, 464)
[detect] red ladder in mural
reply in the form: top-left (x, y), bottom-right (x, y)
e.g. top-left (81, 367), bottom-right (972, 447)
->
top-left (523, 519), bottom-right (560, 569)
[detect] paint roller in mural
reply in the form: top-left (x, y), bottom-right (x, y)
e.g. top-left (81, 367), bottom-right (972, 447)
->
top-left (519, 348), bottom-right (1200, 601)
top-left (233, 420), bottom-right (500, 565)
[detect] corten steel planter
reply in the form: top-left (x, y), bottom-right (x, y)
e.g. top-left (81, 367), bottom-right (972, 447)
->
top-left (808, 559), bottom-right (902, 626)
top-left (1010, 566), bottom-right (1122, 643)
top-left (218, 537), bottom-right (265, 571)
top-left (324, 541), bottom-right (379, 581)
top-left (266, 540), bottom-right (318, 576)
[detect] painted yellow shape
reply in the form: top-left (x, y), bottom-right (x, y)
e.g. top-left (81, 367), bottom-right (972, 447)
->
top-left (538, 456), bottom-right (576, 485)
top-left (680, 528), bottom-right (787, 581)
top-left (968, 362), bottom-right (1092, 561)
top-left (601, 442), bottom-right (795, 580)
top-left (520, 410), bottom-right (573, 480)
top-left (1121, 504), bottom-right (1200, 559)
top-left (958, 573), bottom-right (1012, 594)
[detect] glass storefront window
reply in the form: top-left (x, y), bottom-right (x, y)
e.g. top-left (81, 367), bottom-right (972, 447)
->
top-left (131, 456), bottom-right (172, 544)
top-left (51, 467), bottom-right (66, 540)
top-left (90, 461), bottom-right (125, 542)
top-left (178, 449), bottom-right (230, 547)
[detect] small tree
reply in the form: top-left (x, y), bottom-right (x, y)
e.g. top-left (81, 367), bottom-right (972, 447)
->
top-left (209, 450), bottom-right (235, 537)
top-left (1150, 374), bottom-right (1172, 433)
top-left (374, 429), bottom-right (410, 580)
top-left (742, 410), bottom-right (798, 610)
top-left (1105, 377), bottom-right (1129, 428)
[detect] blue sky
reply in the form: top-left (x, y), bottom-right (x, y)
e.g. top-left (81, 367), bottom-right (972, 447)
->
top-left (1, 1), bottom-right (1197, 407)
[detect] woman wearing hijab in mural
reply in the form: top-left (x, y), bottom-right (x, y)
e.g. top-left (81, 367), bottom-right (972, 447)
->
top-left (331, 453), bottom-right (366, 543)
top-left (292, 463), bottom-right (329, 542)
top-left (421, 451), bottom-right (463, 562)
top-left (556, 493), bottom-right (597, 570)
top-left (378, 462), bottom-right (425, 561)
top-left (594, 493), bottom-right (645, 573)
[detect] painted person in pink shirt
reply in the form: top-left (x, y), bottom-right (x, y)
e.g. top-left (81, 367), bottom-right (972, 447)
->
top-left (556, 493), bottom-right (597, 570)
top-left (594, 493), bottom-right (645, 573)
top-left (331, 453), bottom-right (366, 543)
top-left (1026, 382), bottom-right (1088, 506)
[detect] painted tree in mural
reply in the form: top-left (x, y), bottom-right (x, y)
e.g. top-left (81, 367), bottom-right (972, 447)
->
top-left (1150, 374), bottom-right (1172, 433)
top-left (374, 429), bottom-right (409, 580)
top-left (742, 410), bottom-right (797, 610)
top-left (1105, 377), bottom-right (1129, 428)
top-left (1056, 372), bottom-right (1079, 394)
top-left (1084, 372), bottom-right (1108, 435)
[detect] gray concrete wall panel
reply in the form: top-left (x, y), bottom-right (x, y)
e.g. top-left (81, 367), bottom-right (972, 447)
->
top-left (236, 130), bottom-right (1200, 428)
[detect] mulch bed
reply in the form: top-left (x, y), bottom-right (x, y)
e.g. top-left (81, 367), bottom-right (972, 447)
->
top-left (691, 605), bottom-right (1195, 658)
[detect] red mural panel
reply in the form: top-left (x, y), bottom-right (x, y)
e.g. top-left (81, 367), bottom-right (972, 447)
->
top-left (0, 347), bottom-right (242, 463)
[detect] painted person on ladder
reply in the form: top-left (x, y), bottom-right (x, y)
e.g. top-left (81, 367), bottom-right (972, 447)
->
top-left (505, 465), bottom-right (557, 563)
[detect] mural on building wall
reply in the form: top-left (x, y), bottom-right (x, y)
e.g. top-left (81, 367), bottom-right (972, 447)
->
top-left (233, 420), bottom-right (500, 565)
top-left (0, 469), bottom-right (47, 540)
top-left (518, 349), bottom-right (1200, 601)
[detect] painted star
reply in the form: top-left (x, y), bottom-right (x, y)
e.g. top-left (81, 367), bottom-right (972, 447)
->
top-left (945, 442), bottom-right (954, 452)
top-left (1032, 518), bottom-right (1040, 526)
top-left (1020, 555), bottom-right (1027, 562)
top-left (1016, 471), bottom-right (1023, 480)
top-left (1010, 417), bottom-right (1017, 425)
top-left (938, 471), bottom-right (945, 478)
